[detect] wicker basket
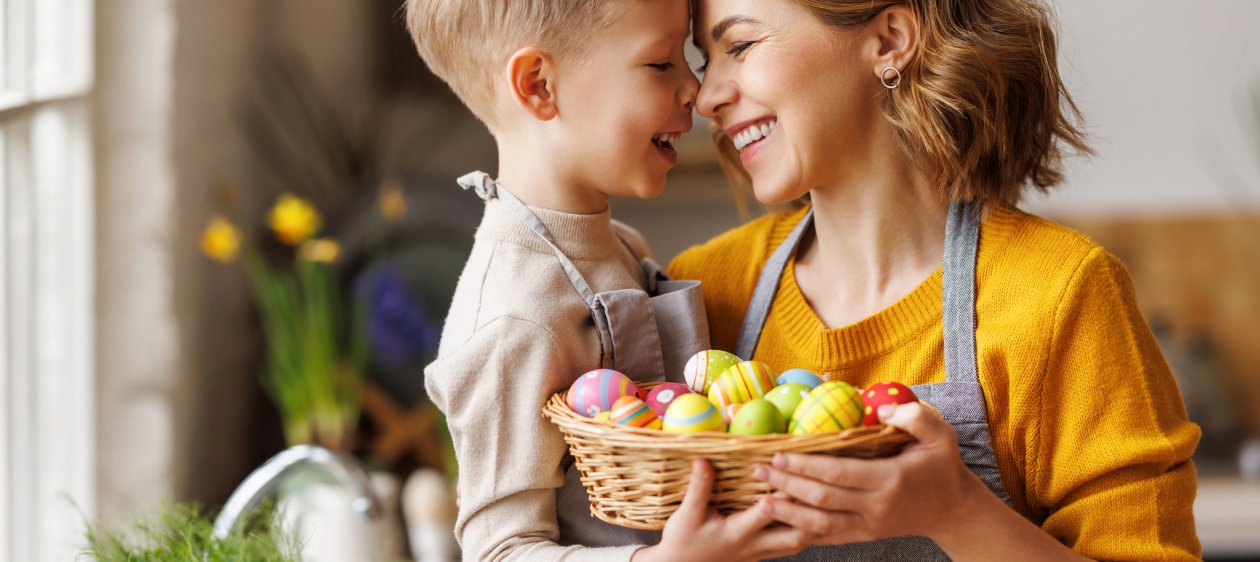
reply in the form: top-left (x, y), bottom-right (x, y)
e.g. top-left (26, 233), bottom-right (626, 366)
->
top-left (542, 381), bottom-right (917, 530)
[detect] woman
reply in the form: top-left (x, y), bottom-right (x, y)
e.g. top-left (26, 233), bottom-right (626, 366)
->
top-left (669, 0), bottom-right (1201, 559)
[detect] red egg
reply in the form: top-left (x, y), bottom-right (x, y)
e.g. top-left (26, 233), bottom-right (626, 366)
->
top-left (645, 383), bottom-right (692, 417)
top-left (860, 382), bottom-right (919, 426)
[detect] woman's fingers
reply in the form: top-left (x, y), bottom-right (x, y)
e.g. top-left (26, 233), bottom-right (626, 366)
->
top-left (671, 458), bottom-right (715, 530)
top-left (764, 495), bottom-right (867, 543)
top-left (755, 464), bottom-right (872, 511)
top-left (723, 497), bottom-right (776, 537)
top-left (768, 453), bottom-right (883, 490)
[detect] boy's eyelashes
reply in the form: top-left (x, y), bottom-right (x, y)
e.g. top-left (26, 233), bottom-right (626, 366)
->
top-left (647, 62), bottom-right (675, 71)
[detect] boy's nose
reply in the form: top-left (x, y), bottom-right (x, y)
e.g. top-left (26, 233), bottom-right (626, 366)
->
top-left (679, 71), bottom-right (700, 111)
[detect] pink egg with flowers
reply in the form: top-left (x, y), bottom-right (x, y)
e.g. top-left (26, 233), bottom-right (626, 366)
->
top-left (566, 369), bottom-right (640, 418)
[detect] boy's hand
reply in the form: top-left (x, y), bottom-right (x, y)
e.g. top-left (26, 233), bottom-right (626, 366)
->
top-left (631, 458), bottom-right (814, 562)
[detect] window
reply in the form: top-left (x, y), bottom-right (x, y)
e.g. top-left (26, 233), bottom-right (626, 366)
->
top-left (1, 0), bottom-right (94, 560)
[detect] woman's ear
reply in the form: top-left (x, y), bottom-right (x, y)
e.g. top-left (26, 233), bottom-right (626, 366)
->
top-left (505, 46), bottom-right (559, 121)
top-left (869, 5), bottom-right (919, 79)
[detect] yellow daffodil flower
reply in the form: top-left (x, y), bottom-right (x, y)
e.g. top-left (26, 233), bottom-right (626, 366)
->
top-left (268, 193), bottom-right (322, 246)
top-left (201, 216), bottom-right (243, 263)
top-left (378, 181), bottom-right (408, 223)
top-left (299, 238), bottom-right (342, 263)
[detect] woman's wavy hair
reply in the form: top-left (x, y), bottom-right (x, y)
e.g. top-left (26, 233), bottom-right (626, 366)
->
top-left (712, 0), bottom-right (1091, 207)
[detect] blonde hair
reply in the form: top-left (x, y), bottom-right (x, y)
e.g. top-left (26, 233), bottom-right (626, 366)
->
top-left (714, 0), bottom-right (1090, 206)
top-left (404, 1), bottom-right (621, 128)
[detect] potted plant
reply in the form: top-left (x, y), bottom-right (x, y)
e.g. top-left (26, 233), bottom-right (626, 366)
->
top-left (201, 192), bottom-right (363, 449)
top-left (200, 187), bottom-right (418, 561)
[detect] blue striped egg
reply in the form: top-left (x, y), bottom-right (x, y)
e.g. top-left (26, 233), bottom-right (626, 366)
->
top-left (776, 368), bottom-right (825, 388)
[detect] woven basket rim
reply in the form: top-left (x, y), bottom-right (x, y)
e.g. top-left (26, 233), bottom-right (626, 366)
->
top-left (542, 382), bottom-right (916, 454)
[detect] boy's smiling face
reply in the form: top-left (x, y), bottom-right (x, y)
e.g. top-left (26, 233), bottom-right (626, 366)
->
top-left (552, 0), bottom-right (699, 201)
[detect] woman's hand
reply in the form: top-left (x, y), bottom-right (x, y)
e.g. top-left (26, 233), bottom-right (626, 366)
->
top-left (631, 458), bottom-right (814, 562)
top-left (753, 402), bottom-right (977, 544)
top-left (754, 403), bottom-right (1090, 561)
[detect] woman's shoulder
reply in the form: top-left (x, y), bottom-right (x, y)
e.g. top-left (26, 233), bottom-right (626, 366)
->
top-left (986, 202), bottom-right (1112, 263)
top-left (667, 205), bottom-right (810, 282)
top-left (981, 202), bottom-right (1130, 307)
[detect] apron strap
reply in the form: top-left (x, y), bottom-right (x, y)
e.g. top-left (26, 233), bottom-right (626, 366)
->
top-left (942, 201), bottom-right (980, 384)
top-left (734, 209), bottom-right (814, 360)
top-left (457, 171), bottom-right (598, 308)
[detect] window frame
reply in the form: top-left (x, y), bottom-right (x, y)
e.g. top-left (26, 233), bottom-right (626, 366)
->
top-left (1, 0), bottom-right (95, 560)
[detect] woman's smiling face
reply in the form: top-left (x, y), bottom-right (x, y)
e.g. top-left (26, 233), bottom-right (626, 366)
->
top-left (692, 0), bottom-right (885, 205)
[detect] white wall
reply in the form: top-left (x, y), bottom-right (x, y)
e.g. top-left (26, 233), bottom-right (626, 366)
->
top-left (95, 0), bottom-right (181, 526)
top-left (95, 0), bottom-right (372, 523)
top-left (1028, 0), bottom-right (1260, 217)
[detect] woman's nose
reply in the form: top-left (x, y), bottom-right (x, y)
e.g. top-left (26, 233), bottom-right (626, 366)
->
top-left (695, 71), bottom-right (734, 119)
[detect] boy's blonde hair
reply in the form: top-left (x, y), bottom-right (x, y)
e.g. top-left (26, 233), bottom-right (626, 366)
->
top-left (404, 1), bottom-right (621, 129)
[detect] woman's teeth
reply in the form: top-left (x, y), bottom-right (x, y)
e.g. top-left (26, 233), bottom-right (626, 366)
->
top-left (652, 133), bottom-right (681, 149)
top-left (732, 120), bottom-right (776, 152)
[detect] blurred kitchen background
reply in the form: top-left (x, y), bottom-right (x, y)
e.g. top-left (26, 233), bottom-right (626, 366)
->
top-left (2, 0), bottom-right (1259, 560)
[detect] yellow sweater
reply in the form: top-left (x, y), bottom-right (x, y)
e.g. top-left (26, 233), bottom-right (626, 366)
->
top-left (668, 204), bottom-right (1201, 561)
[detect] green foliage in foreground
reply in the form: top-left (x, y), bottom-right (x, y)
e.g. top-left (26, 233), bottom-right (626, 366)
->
top-left (83, 501), bottom-right (301, 562)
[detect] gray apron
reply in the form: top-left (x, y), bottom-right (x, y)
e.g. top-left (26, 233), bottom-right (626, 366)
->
top-left (736, 203), bottom-right (1013, 561)
top-left (458, 171), bottom-right (709, 547)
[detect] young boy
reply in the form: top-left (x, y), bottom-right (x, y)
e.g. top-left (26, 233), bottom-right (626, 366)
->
top-left (406, 1), bottom-right (811, 561)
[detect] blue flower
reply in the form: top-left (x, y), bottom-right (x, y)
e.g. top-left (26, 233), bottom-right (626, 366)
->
top-left (357, 267), bottom-right (440, 369)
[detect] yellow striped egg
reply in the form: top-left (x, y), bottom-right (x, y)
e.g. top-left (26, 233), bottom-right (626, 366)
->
top-left (707, 361), bottom-right (775, 409)
top-left (789, 381), bottom-right (864, 435)
top-left (610, 395), bottom-right (662, 430)
top-left (683, 350), bottom-right (742, 394)
top-left (662, 393), bottom-right (727, 434)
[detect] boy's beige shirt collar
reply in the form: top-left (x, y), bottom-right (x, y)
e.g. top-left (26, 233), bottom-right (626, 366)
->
top-left (476, 198), bottom-right (631, 261)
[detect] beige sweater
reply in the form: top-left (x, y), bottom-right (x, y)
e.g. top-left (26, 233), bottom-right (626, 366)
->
top-left (424, 198), bottom-right (660, 561)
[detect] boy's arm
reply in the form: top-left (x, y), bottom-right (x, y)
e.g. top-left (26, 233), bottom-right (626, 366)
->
top-left (1030, 248), bottom-right (1201, 560)
top-left (425, 315), bottom-right (646, 562)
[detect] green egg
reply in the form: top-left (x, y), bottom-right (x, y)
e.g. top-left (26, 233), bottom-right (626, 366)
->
top-left (764, 383), bottom-right (811, 421)
top-left (729, 399), bottom-right (787, 435)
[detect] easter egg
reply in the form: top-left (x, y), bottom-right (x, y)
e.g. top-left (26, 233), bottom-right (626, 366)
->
top-left (662, 393), bottom-right (727, 434)
top-left (566, 369), bottom-right (640, 418)
top-left (730, 399), bottom-right (787, 435)
top-left (764, 383), bottom-right (812, 421)
top-left (683, 350), bottom-right (742, 394)
top-left (776, 368), bottom-right (825, 388)
top-left (707, 361), bottom-right (775, 409)
top-left (720, 403), bottom-right (743, 424)
top-left (610, 395), bottom-right (662, 430)
top-left (646, 383), bottom-right (692, 417)
top-left (594, 411), bottom-right (612, 422)
top-left (860, 381), bottom-right (919, 426)
top-left (789, 381), bottom-right (863, 435)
